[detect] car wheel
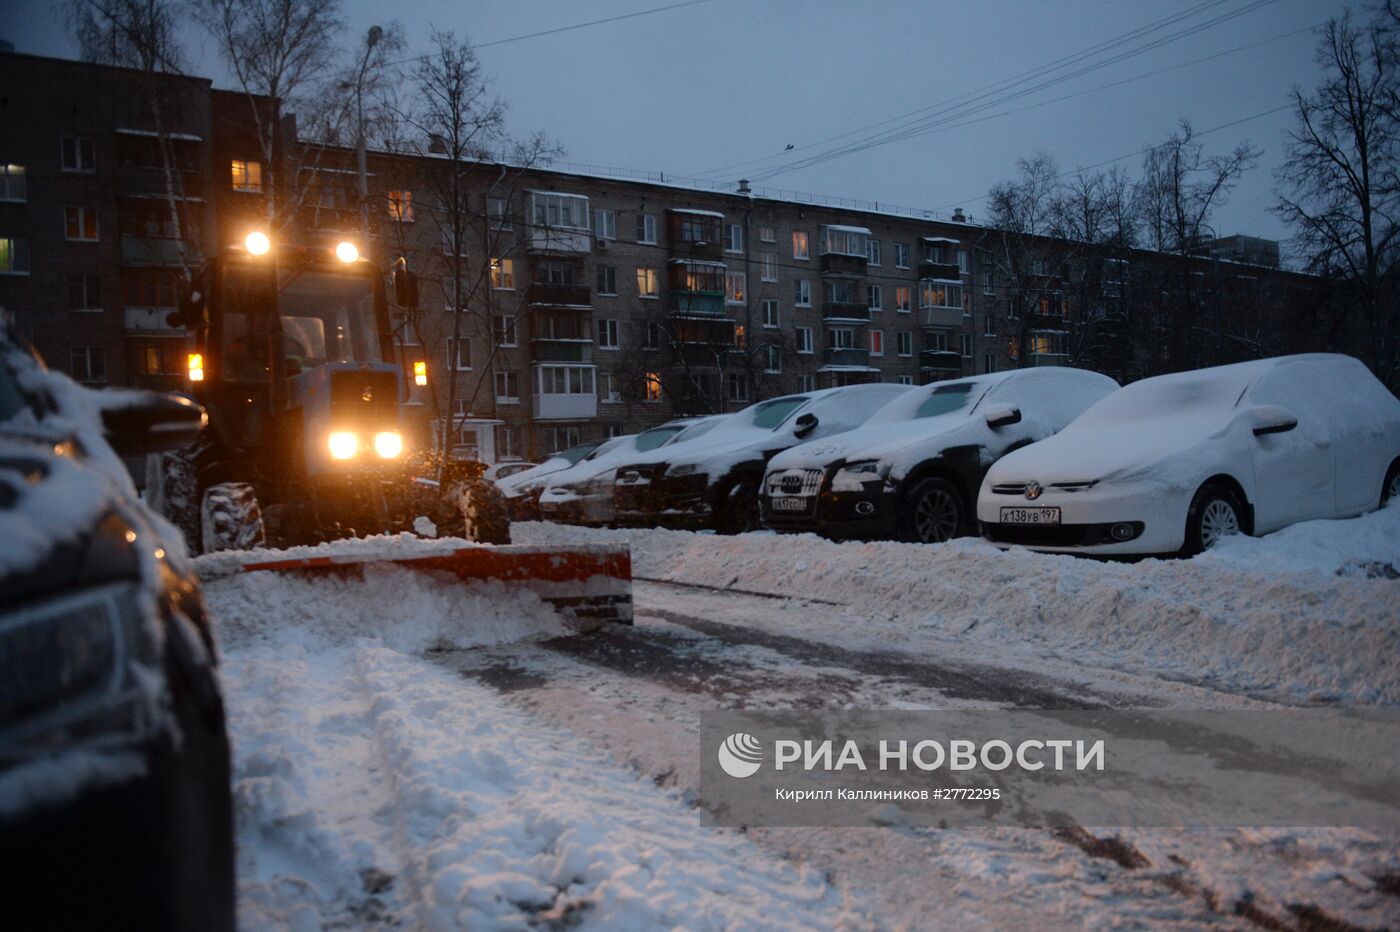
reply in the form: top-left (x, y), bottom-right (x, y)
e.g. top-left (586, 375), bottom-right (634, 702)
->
top-left (1183, 483), bottom-right (1244, 555)
top-left (1382, 461), bottom-right (1400, 507)
top-left (718, 478), bottom-right (760, 535)
top-left (899, 477), bottom-right (963, 544)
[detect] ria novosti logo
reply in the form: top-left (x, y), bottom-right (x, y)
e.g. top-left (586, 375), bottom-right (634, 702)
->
top-left (717, 732), bottom-right (764, 778)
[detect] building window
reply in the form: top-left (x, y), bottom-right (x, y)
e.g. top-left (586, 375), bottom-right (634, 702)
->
top-left (758, 225), bottom-right (776, 243)
top-left (760, 252), bottom-right (777, 282)
top-left (794, 279), bottom-right (811, 307)
top-left (0, 164), bottom-right (25, 202)
top-left (867, 239), bottom-right (881, 265)
top-left (594, 208), bottom-right (616, 241)
top-left (1031, 257), bottom-right (1047, 276)
top-left (897, 375), bottom-right (914, 385)
top-left (792, 230), bottom-right (809, 260)
top-left (734, 324), bottom-right (746, 348)
top-left (487, 196), bottom-right (511, 226)
top-left (983, 353), bottom-right (997, 374)
top-left (725, 223), bottom-right (743, 253)
top-left (541, 425), bottom-right (582, 454)
top-left (727, 371), bottom-right (749, 402)
top-left (448, 337), bottom-right (472, 370)
top-left (122, 269), bottom-right (178, 307)
top-left (67, 274), bottom-right (102, 311)
top-left (643, 371), bottom-right (662, 402)
top-left (981, 268), bottom-right (995, 294)
top-left (957, 249), bottom-right (970, 274)
top-left (597, 318), bottom-right (620, 349)
top-left (827, 327), bottom-right (855, 350)
top-left (230, 158), bottom-right (261, 192)
top-left (726, 271), bottom-right (746, 305)
top-left (677, 262), bottom-right (723, 293)
top-left (821, 226), bottom-right (868, 257)
top-left (644, 322), bottom-right (662, 348)
top-left (490, 257), bottom-right (515, 290)
top-left (2, 236), bottom-right (32, 274)
top-left (799, 373), bottom-right (815, 392)
top-left (894, 242), bottom-right (910, 269)
top-left (536, 365), bottom-right (595, 396)
top-left (532, 192), bottom-right (589, 230)
top-left (825, 280), bottom-right (857, 305)
top-left (869, 329), bottom-right (884, 356)
top-left (636, 213), bottom-right (657, 244)
top-left (927, 330), bottom-right (950, 352)
top-left (636, 267), bottom-right (659, 298)
top-left (761, 299), bottom-right (780, 329)
top-left (493, 315), bottom-right (518, 346)
top-left (960, 333), bottom-right (973, 357)
top-left (535, 259), bottom-right (578, 285)
top-left (497, 425), bottom-right (521, 458)
top-left (71, 345), bottom-right (105, 383)
top-left (895, 286), bottom-right (911, 313)
top-left (598, 371), bottom-right (621, 403)
top-left (796, 326), bottom-right (813, 354)
top-left (984, 314), bottom-right (998, 337)
top-left (495, 370), bottom-right (520, 403)
top-left (596, 264), bottom-right (617, 295)
top-left (919, 281), bottom-right (962, 309)
top-left (762, 343), bottom-right (782, 373)
top-left (896, 330), bottom-right (913, 357)
top-left (65, 206), bottom-right (99, 241)
top-left (1103, 258), bottom-right (1128, 297)
top-left (134, 340), bottom-right (182, 376)
top-left (385, 189), bottom-right (413, 222)
top-left (867, 284), bottom-right (882, 310)
top-left (1029, 330), bottom-right (1068, 356)
top-left (62, 137), bottom-right (95, 173)
top-left (441, 224), bottom-right (466, 256)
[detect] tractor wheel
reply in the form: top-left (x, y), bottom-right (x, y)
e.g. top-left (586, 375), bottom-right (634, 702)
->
top-left (145, 447), bottom-right (202, 556)
top-left (200, 483), bottom-right (267, 554)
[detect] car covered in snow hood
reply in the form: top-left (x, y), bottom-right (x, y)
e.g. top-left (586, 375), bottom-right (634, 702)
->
top-left (978, 353), bottom-right (1400, 555)
top-left (497, 441), bottom-right (600, 520)
top-left (538, 418), bottom-right (712, 525)
top-left (611, 383), bottom-right (911, 533)
top-left (762, 367), bottom-right (1118, 542)
top-left (0, 324), bottom-right (233, 929)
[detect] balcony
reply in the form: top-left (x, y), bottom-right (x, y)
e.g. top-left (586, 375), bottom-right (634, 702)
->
top-left (819, 253), bottom-right (867, 277)
top-left (528, 227), bottom-right (591, 255)
top-left (1028, 353), bottom-right (1070, 367)
top-left (118, 165), bottom-right (204, 198)
top-left (669, 290), bottom-right (726, 315)
top-left (1028, 311), bottom-right (1067, 330)
top-left (823, 347), bottom-right (871, 368)
top-left (667, 209), bottom-right (724, 261)
top-left (533, 390), bottom-right (597, 420)
top-left (822, 301), bottom-right (870, 323)
top-left (669, 239), bottom-right (724, 262)
top-left (123, 307), bottom-right (182, 333)
top-left (920, 306), bottom-right (963, 329)
top-left (667, 314), bottom-right (736, 347)
top-left (920, 349), bottom-right (963, 371)
top-left (530, 340), bottom-right (593, 363)
top-left (918, 260), bottom-right (961, 280)
top-left (527, 281), bottom-right (591, 308)
top-left (120, 236), bottom-right (198, 267)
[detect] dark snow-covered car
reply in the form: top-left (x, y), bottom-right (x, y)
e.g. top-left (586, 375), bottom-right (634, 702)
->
top-left (761, 368), bottom-right (1118, 542)
top-left (978, 353), bottom-right (1400, 555)
top-left (498, 442), bottom-right (599, 520)
top-left (538, 418), bottom-right (709, 525)
top-left (612, 383), bottom-right (911, 533)
top-left (0, 326), bottom-right (232, 930)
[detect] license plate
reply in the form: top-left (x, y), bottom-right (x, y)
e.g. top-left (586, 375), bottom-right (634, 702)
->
top-left (1000, 506), bottom-right (1061, 525)
top-left (771, 496), bottom-right (807, 512)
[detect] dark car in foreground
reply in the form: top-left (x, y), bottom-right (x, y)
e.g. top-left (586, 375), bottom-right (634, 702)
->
top-left (0, 325), bottom-right (232, 930)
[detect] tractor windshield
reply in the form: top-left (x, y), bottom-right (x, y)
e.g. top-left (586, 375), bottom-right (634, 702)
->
top-left (278, 271), bottom-right (381, 373)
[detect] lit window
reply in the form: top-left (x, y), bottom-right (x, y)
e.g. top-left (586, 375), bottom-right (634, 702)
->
top-left (734, 324), bottom-right (746, 348)
top-left (230, 159), bottom-right (262, 192)
top-left (644, 372), bottom-right (662, 402)
top-left (895, 286), bottom-right (911, 313)
top-left (387, 189), bottom-right (414, 222)
top-left (792, 230), bottom-right (809, 259)
top-left (65, 206), bottom-right (99, 241)
top-left (726, 271), bottom-right (746, 305)
top-left (869, 329), bottom-right (884, 356)
top-left (636, 268), bottom-right (659, 297)
top-left (0, 237), bottom-right (30, 275)
top-left (490, 258), bottom-right (514, 290)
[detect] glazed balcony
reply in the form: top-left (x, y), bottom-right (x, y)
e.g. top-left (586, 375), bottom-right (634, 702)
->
top-left (527, 281), bottom-right (591, 308)
top-left (823, 347), bottom-right (870, 367)
top-left (819, 253), bottom-right (867, 278)
top-left (822, 301), bottom-right (871, 323)
top-left (920, 349), bottom-right (964, 371)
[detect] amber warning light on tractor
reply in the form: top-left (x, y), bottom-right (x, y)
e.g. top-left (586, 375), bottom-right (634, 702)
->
top-left (413, 360), bottom-right (428, 386)
top-left (187, 353), bottom-right (205, 382)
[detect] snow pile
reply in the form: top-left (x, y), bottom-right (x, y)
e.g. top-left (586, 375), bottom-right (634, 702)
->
top-left (219, 625), bottom-right (860, 927)
top-left (517, 507), bottom-right (1400, 706)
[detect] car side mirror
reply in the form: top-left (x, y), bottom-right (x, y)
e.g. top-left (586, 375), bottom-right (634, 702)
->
top-left (101, 390), bottom-right (206, 455)
top-left (1248, 405), bottom-right (1298, 437)
top-left (984, 404), bottom-right (1022, 429)
top-left (793, 412), bottom-right (819, 438)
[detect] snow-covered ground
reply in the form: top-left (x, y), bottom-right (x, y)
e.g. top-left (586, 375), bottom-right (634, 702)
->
top-left (518, 505), bottom-right (1400, 707)
top-left (201, 507), bottom-right (1400, 929)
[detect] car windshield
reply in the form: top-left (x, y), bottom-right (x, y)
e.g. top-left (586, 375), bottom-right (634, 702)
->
top-left (666, 417), bottom-right (723, 445)
top-left (581, 437), bottom-right (628, 462)
top-left (866, 378), bottom-right (985, 425)
top-left (750, 397), bottom-right (809, 430)
top-left (558, 443), bottom-right (598, 464)
top-left (635, 425), bottom-right (684, 452)
top-left (914, 382), bottom-right (978, 418)
top-left (1078, 369), bottom-right (1254, 425)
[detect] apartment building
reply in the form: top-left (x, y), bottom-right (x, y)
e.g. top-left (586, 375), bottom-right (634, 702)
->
top-left (1, 49), bottom-right (1307, 464)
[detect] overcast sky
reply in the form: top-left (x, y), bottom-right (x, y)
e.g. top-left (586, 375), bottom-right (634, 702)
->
top-left (8, 0), bottom-right (1348, 252)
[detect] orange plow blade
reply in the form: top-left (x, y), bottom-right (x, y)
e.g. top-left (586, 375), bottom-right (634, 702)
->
top-left (211, 543), bottom-right (633, 629)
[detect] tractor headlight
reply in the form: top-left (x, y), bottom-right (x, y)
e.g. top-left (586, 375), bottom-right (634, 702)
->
top-left (328, 431), bottom-right (359, 460)
top-left (373, 431), bottom-right (404, 459)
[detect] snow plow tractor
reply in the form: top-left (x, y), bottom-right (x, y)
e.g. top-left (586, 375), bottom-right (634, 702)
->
top-left (148, 233), bottom-right (632, 627)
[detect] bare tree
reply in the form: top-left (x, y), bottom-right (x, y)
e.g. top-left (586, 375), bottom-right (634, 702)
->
top-left (1276, 12), bottom-right (1400, 389)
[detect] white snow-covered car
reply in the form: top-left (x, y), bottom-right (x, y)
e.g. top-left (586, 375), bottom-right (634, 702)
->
top-left (538, 419), bottom-right (710, 525)
top-left (483, 461), bottom-right (538, 482)
top-left (761, 368), bottom-right (1118, 542)
top-left (498, 443), bottom-right (599, 520)
top-left (978, 354), bottom-right (1400, 555)
top-left (612, 383), bottom-right (912, 533)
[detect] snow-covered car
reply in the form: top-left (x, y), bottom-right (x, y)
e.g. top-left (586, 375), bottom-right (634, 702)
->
top-left (612, 383), bottom-right (911, 533)
top-left (538, 419), bottom-right (708, 525)
top-left (498, 442), bottom-right (599, 520)
top-left (483, 461), bottom-right (538, 482)
top-left (978, 353), bottom-right (1400, 555)
top-left (761, 368), bottom-right (1118, 542)
top-left (0, 325), bottom-right (233, 929)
